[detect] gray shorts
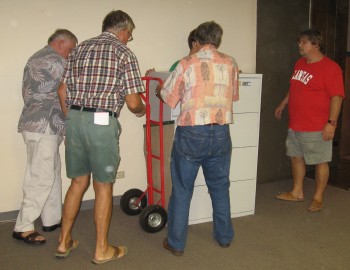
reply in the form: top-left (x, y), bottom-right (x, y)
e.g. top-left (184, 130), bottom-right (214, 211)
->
top-left (286, 129), bottom-right (332, 165)
top-left (65, 110), bottom-right (121, 183)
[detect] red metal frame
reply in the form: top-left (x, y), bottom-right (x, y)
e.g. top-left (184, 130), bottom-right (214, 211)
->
top-left (138, 76), bottom-right (165, 208)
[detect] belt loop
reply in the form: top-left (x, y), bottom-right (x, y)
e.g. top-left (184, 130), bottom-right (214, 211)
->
top-left (69, 105), bottom-right (83, 112)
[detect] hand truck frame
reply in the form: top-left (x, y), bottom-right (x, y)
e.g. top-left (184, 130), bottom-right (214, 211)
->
top-left (120, 76), bottom-right (168, 233)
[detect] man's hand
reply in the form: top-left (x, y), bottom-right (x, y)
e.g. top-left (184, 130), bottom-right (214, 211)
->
top-left (155, 83), bottom-right (164, 102)
top-left (57, 82), bottom-right (68, 117)
top-left (322, 123), bottom-right (336, 141)
top-left (274, 103), bottom-right (285, 119)
top-left (275, 92), bottom-right (289, 119)
top-left (135, 104), bottom-right (146, 117)
top-left (145, 68), bottom-right (155, 76)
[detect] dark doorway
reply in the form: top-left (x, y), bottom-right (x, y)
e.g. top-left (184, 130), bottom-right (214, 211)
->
top-left (309, 0), bottom-right (350, 190)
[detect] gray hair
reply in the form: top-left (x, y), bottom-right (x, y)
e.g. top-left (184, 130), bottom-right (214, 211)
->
top-left (187, 29), bottom-right (197, 49)
top-left (194, 21), bottom-right (223, 48)
top-left (102, 10), bottom-right (135, 33)
top-left (47, 29), bottom-right (78, 44)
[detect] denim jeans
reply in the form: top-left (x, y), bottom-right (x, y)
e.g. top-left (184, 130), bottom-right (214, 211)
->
top-left (167, 124), bottom-right (234, 251)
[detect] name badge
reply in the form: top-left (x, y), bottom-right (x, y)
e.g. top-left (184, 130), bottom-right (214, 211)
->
top-left (94, 112), bottom-right (109, 125)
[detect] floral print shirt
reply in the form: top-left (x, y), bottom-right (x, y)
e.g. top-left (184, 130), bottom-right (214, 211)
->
top-left (160, 45), bottom-right (239, 126)
top-left (18, 45), bottom-right (66, 135)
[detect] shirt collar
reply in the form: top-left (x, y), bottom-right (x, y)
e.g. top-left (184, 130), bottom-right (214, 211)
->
top-left (199, 44), bottom-right (217, 52)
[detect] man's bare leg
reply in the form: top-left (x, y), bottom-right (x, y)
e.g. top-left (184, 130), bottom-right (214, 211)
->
top-left (290, 156), bottom-right (306, 199)
top-left (92, 181), bottom-right (115, 261)
top-left (276, 156), bottom-right (306, 201)
top-left (56, 174), bottom-right (90, 253)
top-left (313, 162), bottom-right (329, 202)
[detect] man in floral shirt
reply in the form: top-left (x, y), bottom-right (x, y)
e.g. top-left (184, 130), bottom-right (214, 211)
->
top-left (14, 29), bottom-right (77, 245)
top-left (159, 21), bottom-right (239, 255)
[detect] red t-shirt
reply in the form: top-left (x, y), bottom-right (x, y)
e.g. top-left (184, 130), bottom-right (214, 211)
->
top-left (288, 56), bottom-right (345, 131)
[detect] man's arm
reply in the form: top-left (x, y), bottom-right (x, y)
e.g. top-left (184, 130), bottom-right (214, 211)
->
top-left (322, 95), bottom-right (343, 141)
top-left (57, 82), bottom-right (68, 117)
top-left (125, 93), bottom-right (146, 117)
top-left (275, 91), bottom-right (289, 119)
top-left (328, 95), bottom-right (343, 121)
top-left (155, 83), bottom-right (164, 102)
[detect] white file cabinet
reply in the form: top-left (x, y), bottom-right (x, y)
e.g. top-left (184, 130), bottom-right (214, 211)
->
top-left (146, 72), bottom-right (262, 225)
top-left (188, 74), bottom-right (262, 224)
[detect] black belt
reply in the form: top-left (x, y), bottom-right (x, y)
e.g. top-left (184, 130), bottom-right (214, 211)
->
top-left (70, 105), bottom-right (117, 118)
top-left (204, 123), bottom-right (219, 126)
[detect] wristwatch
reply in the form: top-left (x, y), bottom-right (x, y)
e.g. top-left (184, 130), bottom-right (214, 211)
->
top-left (327, 120), bottom-right (337, 126)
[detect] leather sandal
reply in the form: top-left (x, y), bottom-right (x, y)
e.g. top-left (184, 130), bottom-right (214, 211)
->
top-left (308, 200), bottom-right (323, 212)
top-left (12, 231), bottom-right (46, 245)
top-left (91, 246), bottom-right (127, 264)
top-left (276, 192), bottom-right (304, 202)
top-left (55, 240), bottom-right (79, 258)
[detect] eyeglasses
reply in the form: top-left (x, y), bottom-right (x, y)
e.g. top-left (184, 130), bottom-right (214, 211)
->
top-left (127, 31), bottom-right (133, 42)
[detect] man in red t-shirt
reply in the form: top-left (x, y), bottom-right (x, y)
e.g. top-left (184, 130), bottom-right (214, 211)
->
top-left (274, 29), bottom-right (345, 212)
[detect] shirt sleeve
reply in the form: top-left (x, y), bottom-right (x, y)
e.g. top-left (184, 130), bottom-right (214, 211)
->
top-left (160, 63), bottom-right (184, 109)
top-left (326, 62), bottom-right (345, 98)
top-left (123, 53), bottom-right (145, 95)
top-left (231, 57), bottom-right (239, 102)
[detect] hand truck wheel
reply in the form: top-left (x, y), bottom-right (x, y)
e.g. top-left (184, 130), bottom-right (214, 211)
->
top-left (139, 204), bottom-right (167, 233)
top-left (120, 188), bottom-right (147, 216)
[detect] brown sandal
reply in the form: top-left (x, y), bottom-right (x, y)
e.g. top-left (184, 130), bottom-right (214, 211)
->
top-left (12, 231), bottom-right (46, 245)
top-left (92, 246), bottom-right (128, 264)
top-left (55, 240), bottom-right (79, 258)
top-left (276, 192), bottom-right (304, 202)
top-left (308, 200), bottom-right (323, 212)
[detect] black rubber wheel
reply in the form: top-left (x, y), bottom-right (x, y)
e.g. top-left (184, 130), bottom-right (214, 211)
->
top-left (139, 204), bottom-right (167, 233)
top-left (120, 189), bottom-right (147, 216)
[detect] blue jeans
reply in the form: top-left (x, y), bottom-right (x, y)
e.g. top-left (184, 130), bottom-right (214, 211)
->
top-left (167, 124), bottom-right (234, 251)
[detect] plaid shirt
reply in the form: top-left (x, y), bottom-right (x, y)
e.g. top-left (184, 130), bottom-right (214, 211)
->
top-left (160, 45), bottom-right (239, 126)
top-left (62, 32), bottom-right (144, 117)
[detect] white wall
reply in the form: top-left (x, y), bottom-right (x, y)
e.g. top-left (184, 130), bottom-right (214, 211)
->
top-left (0, 0), bottom-right (257, 213)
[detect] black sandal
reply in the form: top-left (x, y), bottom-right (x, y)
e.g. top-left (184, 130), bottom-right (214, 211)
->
top-left (12, 231), bottom-right (46, 245)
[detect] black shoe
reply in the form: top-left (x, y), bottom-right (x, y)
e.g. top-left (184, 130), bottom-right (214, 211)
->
top-left (42, 223), bottom-right (61, 232)
top-left (218, 242), bottom-right (230, 248)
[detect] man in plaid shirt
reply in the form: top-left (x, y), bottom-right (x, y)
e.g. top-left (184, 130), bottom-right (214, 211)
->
top-left (56, 10), bottom-right (145, 264)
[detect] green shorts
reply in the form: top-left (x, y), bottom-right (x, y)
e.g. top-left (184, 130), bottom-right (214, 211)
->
top-left (286, 129), bottom-right (332, 165)
top-left (65, 110), bottom-right (121, 183)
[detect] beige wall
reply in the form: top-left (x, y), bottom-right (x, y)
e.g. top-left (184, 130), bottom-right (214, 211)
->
top-left (0, 0), bottom-right (257, 213)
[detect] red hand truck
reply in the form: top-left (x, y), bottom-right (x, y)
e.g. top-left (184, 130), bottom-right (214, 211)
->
top-left (120, 76), bottom-right (168, 233)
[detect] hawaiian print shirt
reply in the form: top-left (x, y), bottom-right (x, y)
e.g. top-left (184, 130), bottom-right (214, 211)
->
top-left (160, 45), bottom-right (239, 126)
top-left (18, 45), bottom-right (66, 136)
